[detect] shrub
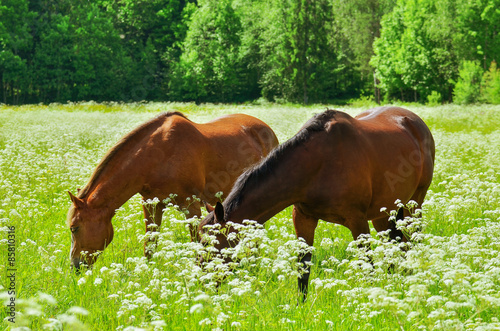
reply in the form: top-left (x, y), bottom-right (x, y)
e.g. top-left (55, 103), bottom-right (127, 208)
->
top-left (453, 60), bottom-right (483, 104)
top-left (349, 94), bottom-right (378, 108)
top-left (426, 91), bottom-right (442, 106)
top-left (481, 61), bottom-right (500, 104)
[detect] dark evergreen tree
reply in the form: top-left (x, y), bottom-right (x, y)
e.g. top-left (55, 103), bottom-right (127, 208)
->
top-left (0, 0), bottom-right (33, 104)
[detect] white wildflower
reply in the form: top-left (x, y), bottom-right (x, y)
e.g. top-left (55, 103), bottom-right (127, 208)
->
top-left (67, 306), bottom-right (89, 315)
top-left (189, 303), bottom-right (203, 314)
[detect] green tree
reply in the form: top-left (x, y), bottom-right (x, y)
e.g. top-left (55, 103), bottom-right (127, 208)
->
top-left (481, 61), bottom-right (500, 104)
top-left (231, 0), bottom-right (268, 100)
top-left (371, 0), bottom-right (458, 102)
top-left (171, 0), bottom-right (244, 102)
top-left (32, 14), bottom-right (73, 102)
top-left (453, 0), bottom-right (500, 70)
top-left (453, 60), bottom-right (483, 104)
top-left (27, 0), bottom-right (195, 103)
top-left (0, 0), bottom-right (33, 104)
top-left (258, 0), bottom-right (335, 103)
top-left (289, 0), bottom-right (332, 103)
top-left (107, 0), bottom-right (196, 100)
top-left (70, 2), bottom-right (130, 101)
top-left (372, 0), bottom-right (500, 103)
top-left (331, 0), bottom-right (396, 98)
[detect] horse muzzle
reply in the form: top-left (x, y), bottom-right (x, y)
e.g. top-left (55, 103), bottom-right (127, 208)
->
top-left (71, 257), bottom-right (83, 274)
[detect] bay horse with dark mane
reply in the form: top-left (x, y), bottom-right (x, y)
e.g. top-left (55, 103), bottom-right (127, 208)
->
top-left (67, 112), bottom-right (278, 271)
top-left (199, 106), bottom-right (435, 300)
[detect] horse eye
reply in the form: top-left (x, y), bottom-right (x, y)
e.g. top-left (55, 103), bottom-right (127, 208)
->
top-left (70, 226), bottom-right (80, 234)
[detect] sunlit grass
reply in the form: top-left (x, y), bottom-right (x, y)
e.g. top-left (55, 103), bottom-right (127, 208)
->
top-left (1, 103), bottom-right (500, 330)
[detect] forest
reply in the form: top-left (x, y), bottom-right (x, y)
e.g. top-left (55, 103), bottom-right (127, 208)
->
top-left (1, 0), bottom-right (499, 105)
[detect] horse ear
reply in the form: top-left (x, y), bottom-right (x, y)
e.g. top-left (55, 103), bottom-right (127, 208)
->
top-left (203, 201), bottom-right (215, 213)
top-left (68, 191), bottom-right (85, 209)
top-left (214, 202), bottom-right (225, 222)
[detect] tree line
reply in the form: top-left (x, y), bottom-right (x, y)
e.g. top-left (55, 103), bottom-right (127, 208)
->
top-left (1, 0), bottom-right (499, 105)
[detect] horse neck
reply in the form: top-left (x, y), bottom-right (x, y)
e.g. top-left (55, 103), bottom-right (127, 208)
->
top-left (85, 173), bottom-right (142, 211)
top-left (83, 136), bottom-right (157, 211)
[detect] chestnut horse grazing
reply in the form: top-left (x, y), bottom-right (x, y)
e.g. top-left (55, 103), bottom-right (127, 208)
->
top-left (199, 106), bottom-right (435, 300)
top-left (67, 112), bottom-right (278, 271)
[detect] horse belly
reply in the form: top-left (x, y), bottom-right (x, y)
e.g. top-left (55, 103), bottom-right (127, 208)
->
top-left (299, 162), bottom-right (373, 225)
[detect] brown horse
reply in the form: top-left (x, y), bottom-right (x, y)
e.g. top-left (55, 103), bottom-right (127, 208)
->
top-left (67, 112), bottom-right (278, 271)
top-left (198, 106), bottom-right (435, 300)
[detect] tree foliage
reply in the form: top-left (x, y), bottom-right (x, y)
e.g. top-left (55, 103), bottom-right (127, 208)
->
top-left (371, 0), bottom-right (457, 102)
top-left (481, 61), bottom-right (500, 104)
top-left (453, 60), bottom-right (483, 104)
top-left (372, 0), bottom-right (499, 103)
top-left (170, 0), bottom-right (244, 102)
top-left (0, 0), bottom-right (33, 104)
top-left (0, 0), bottom-right (499, 104)
top-left (256, 0), bottom-right (335, 103)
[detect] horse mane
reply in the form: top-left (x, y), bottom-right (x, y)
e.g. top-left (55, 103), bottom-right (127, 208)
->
top-left (224, 109), bottom-right (341, 216)
top-left (77, 111), bottom-right (188, 199)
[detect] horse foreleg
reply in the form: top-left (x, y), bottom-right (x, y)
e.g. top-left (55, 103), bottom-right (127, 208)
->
top-left (143, 201), bottom-right (165, 259)
top-left (292, 206), bottom-right (318, 302)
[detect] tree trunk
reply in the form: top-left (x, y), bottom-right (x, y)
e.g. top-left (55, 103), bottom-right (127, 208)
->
top-left (373, 72), bottom-right (380, 104)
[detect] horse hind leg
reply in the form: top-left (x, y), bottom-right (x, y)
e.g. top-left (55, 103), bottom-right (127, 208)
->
top-left (372, 208), bottom-right (406, 242)
top-left (392, 208), bottom-right (406, 241)
top-left (143, 201), bottom-right (165, 259)
top-left (185, 201), bottom-right (202, 242)
top-left (403, 186), bottom-right (430, 237)
top-left (373, 186), bottom-right (429, 244)
top-left (371, 209), bottom-right (408, 274)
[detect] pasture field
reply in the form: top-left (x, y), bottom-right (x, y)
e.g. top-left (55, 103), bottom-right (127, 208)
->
top-left (1, 102), bottom-right (500, 330)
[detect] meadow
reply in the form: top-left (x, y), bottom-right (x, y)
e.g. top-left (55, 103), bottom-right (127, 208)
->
top-left (1, 102), bottom-right (500, 330)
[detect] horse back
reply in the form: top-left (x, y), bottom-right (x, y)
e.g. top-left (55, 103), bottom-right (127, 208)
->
top-left (355, 106), bottom-right (435, 168)
top-left (154, 112), bottom-right (277, 157)
top-left (198, 113), bottom-right (278, 157)
top-left (152, 113), bottom-right (278, 202)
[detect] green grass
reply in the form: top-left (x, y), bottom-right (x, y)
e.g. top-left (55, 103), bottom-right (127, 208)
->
top-left (1, 103), bottom-right (500, 330)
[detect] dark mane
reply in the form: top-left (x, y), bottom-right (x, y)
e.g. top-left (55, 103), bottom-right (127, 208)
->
top-left (224, 109), bottom-right (340, 216)
top-left (77, 111), bottom-right (188, 199)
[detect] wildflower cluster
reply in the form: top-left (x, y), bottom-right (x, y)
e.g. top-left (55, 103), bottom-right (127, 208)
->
top-left (1, 104), bottom-right (500, 329)
top-left (0, 291), bottom-right (88, 330)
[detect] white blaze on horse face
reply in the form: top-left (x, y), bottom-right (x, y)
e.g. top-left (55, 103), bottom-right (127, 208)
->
top-left (70, 234), bottom-right (75, 259)
top-left (67, 205), bottom-right (75, 259)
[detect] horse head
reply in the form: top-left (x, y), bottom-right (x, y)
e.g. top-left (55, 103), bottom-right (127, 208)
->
top-left (67, 191), bottom-right (114, 272)
top-left (198, 202), bottom-right (236, 257)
